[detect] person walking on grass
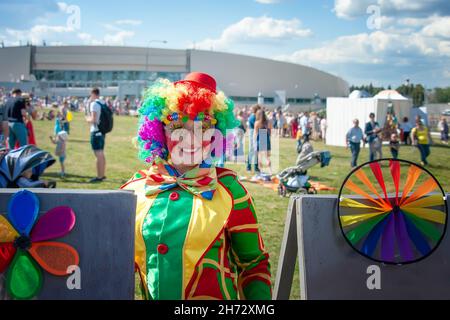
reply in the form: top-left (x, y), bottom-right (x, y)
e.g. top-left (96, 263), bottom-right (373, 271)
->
top-left (411, 118), bottom-right (433, 166)
top-left (0, 97), bottom-right (9, 149)
top-left (438, 116), bottom-right (448, 145)
top-left (254, 109), bottom-right (272, 175)
top-left (346, 119), bottom-right (364, 168)
top-left (299, 112), bottom-right (310, 144)
top-left (5, 88), bottom-right (28, 148)
top-left (389, 133), bottom-right (400, 159)
top-left (85, 88), bottom-right (107, 183)
top-left (400, 117), bottom-right (412, 145)
top-left (320, 117), bottom-right (327, 144)
top-left (365, 112), bottom-right (382, 161)
top-left (50, 130), bottom-right (68, 178)
top-left (246, 104), bottom-right (261, 173)
top-left (277, 110), bottom-right (285, 137)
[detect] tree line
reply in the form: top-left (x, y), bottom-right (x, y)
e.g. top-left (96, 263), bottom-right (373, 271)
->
top-left (350, 83), bottom-right (450, 107)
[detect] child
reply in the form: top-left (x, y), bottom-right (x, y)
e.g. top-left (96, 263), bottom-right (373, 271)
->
top-left (60, 100), bottom-right (70, 134)
top-left (389, 133), bottom-right (400, 159)
top-left (296, 127), bottom-right (303, 153)
top-left (50, 130), bottom-right (68, 177)
top-left (17, 168), bottom-right (56, 188)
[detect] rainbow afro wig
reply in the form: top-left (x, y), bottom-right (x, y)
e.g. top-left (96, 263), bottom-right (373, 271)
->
top-left (137, 72), bottom-right (239, 164)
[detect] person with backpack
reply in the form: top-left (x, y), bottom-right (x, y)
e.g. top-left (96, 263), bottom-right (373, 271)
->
top-left (86, 87), bottom-right (113, 183)
top-left (5, 88), bottom-right (28, 148)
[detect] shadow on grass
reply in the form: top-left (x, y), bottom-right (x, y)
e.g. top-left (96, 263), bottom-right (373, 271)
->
top-left (68, 139), bottom-right (90, 143)
top-left (431, 144), bottom-right (450, 149)
top-left (44, 172), bottom-right (92, 179)
top-left (427, 164), bottom-right (450, 171)
top-left (42, 172), bottom-right (129, 186)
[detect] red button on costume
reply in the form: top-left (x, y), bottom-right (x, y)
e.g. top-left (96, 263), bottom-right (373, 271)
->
top-left (157, 244), bottom-right (169, 255)
top-left (169, 192), bottom-right (180, 201)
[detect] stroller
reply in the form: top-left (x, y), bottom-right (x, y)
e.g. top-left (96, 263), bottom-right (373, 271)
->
top-left (0, 145), bottom-right (56, 188)
top-left (277, 150), bottom-right (331, 196)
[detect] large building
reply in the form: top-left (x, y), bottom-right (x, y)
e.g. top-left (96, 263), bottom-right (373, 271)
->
top-left (0, 45), bottom-right (348, 109)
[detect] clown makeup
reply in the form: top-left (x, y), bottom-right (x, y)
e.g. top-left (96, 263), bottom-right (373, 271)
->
top-left (164, 119), bottom-right (220, 167)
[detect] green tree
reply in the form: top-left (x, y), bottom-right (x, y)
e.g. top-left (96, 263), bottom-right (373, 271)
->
top-left (412, 84), bottom-right (425, 106)
top-left (432, 87), bottom-right (450, 103)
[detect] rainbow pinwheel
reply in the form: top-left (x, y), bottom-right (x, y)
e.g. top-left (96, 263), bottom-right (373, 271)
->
top-left (338, 159), bottom-right (448, 265)
top-left (0, 190), bottom-right (79, 299)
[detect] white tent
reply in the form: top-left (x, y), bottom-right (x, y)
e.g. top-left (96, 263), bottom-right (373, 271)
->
top-left (349, 90), bottom-right (371, 99)
top-left (326, 90), bottom-right (412, 147)
top-left (373, 89), bottom-right (408, 100)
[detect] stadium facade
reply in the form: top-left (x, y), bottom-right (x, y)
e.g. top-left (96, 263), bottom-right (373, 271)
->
top-left (0, 45), bottom-right (348, 109)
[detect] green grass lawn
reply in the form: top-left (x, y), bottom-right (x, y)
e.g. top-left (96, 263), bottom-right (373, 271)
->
top-left (33, 113), bottom-right (450, 299)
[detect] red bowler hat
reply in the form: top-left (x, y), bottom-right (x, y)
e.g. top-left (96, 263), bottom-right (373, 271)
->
top-left (175, 72), bottom-right (217, 93)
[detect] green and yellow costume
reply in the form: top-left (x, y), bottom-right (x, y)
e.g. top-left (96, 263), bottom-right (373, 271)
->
top-left (121, 164), bottom-right (271, 300)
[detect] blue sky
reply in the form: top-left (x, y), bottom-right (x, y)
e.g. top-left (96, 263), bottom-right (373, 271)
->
top-left (0, 0), bottom-right (449, 87)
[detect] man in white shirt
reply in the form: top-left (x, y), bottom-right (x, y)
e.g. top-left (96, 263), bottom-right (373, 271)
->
top-left (320, 117), bottom-right (327, 144)
top-left (400, 116), bottom-right (413, 145)
top-left (299, 112), bottom-right (309, 137)
top-left (346, 119), bottom-right (364, 168)
top-left (85, 88), bottom-right (106, 183)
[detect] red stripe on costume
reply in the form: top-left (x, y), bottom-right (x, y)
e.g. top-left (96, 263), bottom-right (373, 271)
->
top-left (192, 267), bottom-right (224, 299)
top-left (120, 177), bottom-right (146, 189)
top-left (223, 236), bottom-right (231, 270)
top-left (230, 228), bottom-right (258, 234)
top-left (227, 206), bottom-right (257, 229)
top-left (197, 176), bottom-right (213, 186)
top-left (120, 170), bottom-right (148, 189)
top-left (185, 178), bottom-right (234, 298)
top-left (240, 253), bottom-right (271, 288)
top-left (241, 274), bottom-right (272, 288)
top-left (149, 174), bottom-right (165, 183)
top-left (216, 167), bottom-right (237, 178)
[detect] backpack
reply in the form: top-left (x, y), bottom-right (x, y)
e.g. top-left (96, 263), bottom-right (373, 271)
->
top-left (96, 100), bottom-right (113, 134)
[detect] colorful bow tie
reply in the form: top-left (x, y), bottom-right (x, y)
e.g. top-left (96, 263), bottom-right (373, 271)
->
top-left (143, 160), bottom-right (217, 200)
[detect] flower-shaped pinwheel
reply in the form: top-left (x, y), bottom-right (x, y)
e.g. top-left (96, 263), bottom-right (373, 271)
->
top-left (0, 190), bottom-right (79, 299)
top-left (338, 159), bottom-right (447, 265)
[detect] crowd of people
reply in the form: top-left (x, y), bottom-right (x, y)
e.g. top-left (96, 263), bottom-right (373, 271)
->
top-left (232, 104), bottom-right (327, 177)
top-left (0, 87), bottom-right (113, 183)
top-left (1, 86), bottom-right (447, 183)
top-left (345, 112), bottom-right (443, 168)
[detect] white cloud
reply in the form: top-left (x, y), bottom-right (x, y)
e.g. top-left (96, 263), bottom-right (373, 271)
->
top-left (5, 24), bottom-right (75, 45)
top-left (397, 17), bottom-right (435, 27)
top-left (254, 0), bottom-right (280, 4)
top-left (104, 31), bottom-right (135, 45)
top-left (79, 20), bottom-right (138, 45)
top-left (49, 41), bottom-right (64, 46)
top-left (196, 16), bottom-right (311, 50)
top-left (443, 69), bottom-right (450, 78)
top-left (57, 2), bottom-right (69, 12)
top-left (437, 41), bottom-right (450, 56)
top-left (77, 30), bottom-right (135, 46)
top-left (334, 0), bottom-right (373, 19)
top-left (421, 16), bottom-right (450, 38)
top-left (334, 0), bottom-right (450, 19)
top-left (76, 32), bottom-right (96, 45)
top-left (276, 29), bottom-right (449, 66)
top-left (114, 19), bottom-right (143, 26)
top-left (277, 32), bottom-right (384, 65)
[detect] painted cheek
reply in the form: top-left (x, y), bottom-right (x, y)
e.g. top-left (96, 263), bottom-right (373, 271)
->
top-left (202, 139), bottom-right (212, 148)
top-left (166, 135), bottom-right (180, 153)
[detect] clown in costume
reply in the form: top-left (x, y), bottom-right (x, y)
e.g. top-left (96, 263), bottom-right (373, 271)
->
top-left (121, 72), bottom-right (271, 300)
